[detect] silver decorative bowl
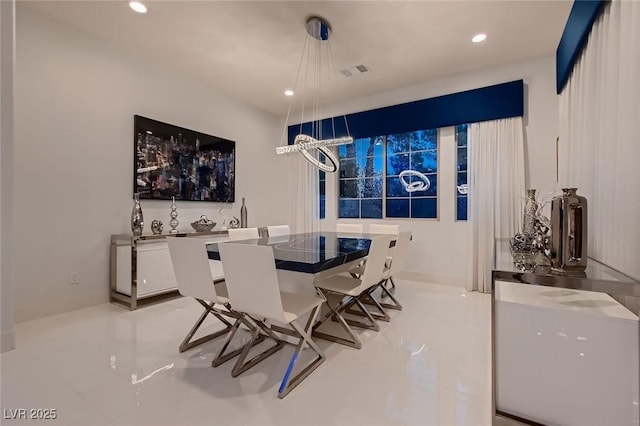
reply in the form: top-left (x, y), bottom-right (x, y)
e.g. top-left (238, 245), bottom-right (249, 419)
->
top-left (191, 221), bottom-right (216, 232)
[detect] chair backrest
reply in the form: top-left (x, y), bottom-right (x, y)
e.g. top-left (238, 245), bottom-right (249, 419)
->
top-left (228, 227), bottom-right (260, 241)
top-left (388, 231), bottom-right (411, 275)
top-left (368, 224), bottom-right (400, 235)
top-left (335, 223), bottom-right (364, 234)
top-left (218, 242), bottom-right (286, 323)
top-left (360, 234), bottom-right (393, 290)
top-left (267, 225), bottom-right (290, 237)
top-left (368, 224), bottom-right (400, 258)
top-left (166, 236), bottom-right (219, 302)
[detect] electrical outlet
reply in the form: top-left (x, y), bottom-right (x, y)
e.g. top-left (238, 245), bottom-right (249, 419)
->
top-left (70, 271), bottom-right (80, 285)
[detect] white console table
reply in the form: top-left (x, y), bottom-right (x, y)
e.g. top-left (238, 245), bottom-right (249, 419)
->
top-left (110, 231), bottom-right (229, 310)
top-left (492, 239), bottom-right (640, 425)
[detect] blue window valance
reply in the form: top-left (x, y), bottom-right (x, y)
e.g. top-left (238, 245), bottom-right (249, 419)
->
top-left (288, 80), bottom-right (524, 143)
top-left (556, 0), bottom-right (607, 94)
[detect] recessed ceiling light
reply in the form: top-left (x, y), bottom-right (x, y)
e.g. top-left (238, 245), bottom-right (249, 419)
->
top-left (129, 2), bottom-right (147, 14)
top-left (472, 33), bottom-right (487, 43)
top-left (284, 90), bottom-right (294, 96)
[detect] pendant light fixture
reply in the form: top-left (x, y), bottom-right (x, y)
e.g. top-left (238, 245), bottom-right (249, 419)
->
top-left (275, 16), bottom-right (354, 173)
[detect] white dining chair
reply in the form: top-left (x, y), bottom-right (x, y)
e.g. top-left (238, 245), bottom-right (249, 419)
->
top-left (166, 236), bottom-right (262, 366)
top-left (227, 227), bottom-right (260, 241)
top-left (367, 224), bottom-right (400, 292)
top-left (368, 223), bottom-right (400, 235)
top-left (377, 230), bottom-right (411, 311)
top-left (218, 242), bottom-right (326, 399)
top-left (335, 223), bottom-right (364, 234)
top-left (312, 234), bottom-right (392, 349)
top-left (266, 225), bottom-right (290, 237)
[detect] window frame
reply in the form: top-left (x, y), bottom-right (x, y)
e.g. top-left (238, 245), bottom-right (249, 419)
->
top-left (336, 129), bottom-right (440, 220)
top-left (455, 124), bottom-right (468, 221)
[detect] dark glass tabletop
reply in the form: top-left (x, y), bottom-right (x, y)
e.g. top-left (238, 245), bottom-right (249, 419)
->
top-left (207, 231), bottom-right (377, 274)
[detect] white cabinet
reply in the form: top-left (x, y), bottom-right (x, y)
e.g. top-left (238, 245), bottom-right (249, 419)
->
top-left (492, 239), bottom-right (640, 425)
top-left (110, 231), bottom-right (229, 309)
top-left (495, 280), bottom-right (639, 425)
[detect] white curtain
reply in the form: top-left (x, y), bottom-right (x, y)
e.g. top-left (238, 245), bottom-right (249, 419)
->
top-left (559, 0), bottom-right (640, 280)
top-left (287, 154), bottom-right (320, 234)
top-left (467, 117), bottom-right (526, 293)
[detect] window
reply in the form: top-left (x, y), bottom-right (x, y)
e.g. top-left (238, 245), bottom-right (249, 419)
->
top-left (337, 129), bottom-right (438, 219)
top-left (338, 136), bottom-right (384, 218)
top-left (385, 130), bottom-right (438, 218)
top-left (456, 124), bottom-right (468, 221)
top-left (319, 170), bottom-right (326, 219)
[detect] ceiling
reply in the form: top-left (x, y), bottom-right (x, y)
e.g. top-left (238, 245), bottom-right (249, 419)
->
top-left (22, 1), bottom-right (573, 116)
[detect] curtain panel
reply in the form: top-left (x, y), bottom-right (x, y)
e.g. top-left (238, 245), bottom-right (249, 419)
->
top-left (467, 117), bottom-right (526, 293)
top-left (287, 154), bottom-right (320, 234)
top-left (559, 0), bottom-right (640, 280)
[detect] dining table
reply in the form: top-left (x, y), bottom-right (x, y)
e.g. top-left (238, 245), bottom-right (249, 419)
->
top-left (206, 231), bottom-right (385, 282)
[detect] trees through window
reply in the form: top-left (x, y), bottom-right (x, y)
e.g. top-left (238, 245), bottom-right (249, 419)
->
top-left (337, 129), bottom-right (438, 219)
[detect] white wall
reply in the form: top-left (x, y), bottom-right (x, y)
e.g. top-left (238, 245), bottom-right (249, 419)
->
top-left (1, 0), bottom-right (16, 351)
top-left (14, 7), bottom-right (287, 322)
top-left (319, 55), bottom-right (560, 286)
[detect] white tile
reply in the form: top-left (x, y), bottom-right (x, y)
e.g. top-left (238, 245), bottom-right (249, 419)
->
top-left (2, 281), bottom-right (493, 426)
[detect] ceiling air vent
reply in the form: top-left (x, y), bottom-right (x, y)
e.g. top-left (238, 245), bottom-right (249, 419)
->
top-left (340, 64), bottom-right (370, 77)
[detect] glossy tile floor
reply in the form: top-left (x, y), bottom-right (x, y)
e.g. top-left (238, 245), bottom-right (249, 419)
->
top-left (0, 281), bottom-right (491, 426)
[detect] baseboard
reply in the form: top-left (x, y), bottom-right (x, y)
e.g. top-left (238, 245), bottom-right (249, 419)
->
top-left (1, 329), bottom-right (15, 352)
top-left (15, 290), bottom-right (108, 323)
top-left (395, 271), bottom-right (466, 288)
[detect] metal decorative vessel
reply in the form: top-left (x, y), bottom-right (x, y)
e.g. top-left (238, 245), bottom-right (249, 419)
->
top-left (240, 197), bottom-right (247, 228)
top-left (131, 193), bottom-right (144, 236)
top-left (550, 188), bottom-right (588, 272)
top-left (522, 189), bottom-right (538, 237)
top-left (151, 220), bottom-right (163, 235)
top-left (169, 197), bottom-right (179, 233)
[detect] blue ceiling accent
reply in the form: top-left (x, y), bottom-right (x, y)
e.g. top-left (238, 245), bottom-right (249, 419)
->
top-left (288, 80), bottom-right (524, 143)
top-left (556, 0), bottom-right (607, 94)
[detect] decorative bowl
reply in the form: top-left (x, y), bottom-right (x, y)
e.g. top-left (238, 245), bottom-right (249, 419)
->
top-left (191, 215), bottom-right (216, 232)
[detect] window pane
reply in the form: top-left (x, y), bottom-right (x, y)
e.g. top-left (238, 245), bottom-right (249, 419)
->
top-left (457, 147), bottom-right (467, 171)
top-left (339, 158), bottom-right (358, 178)
top-left (339, 179), bottom-right (359, 198)
top-left (362, 177), bottom-right (383, 198)
top-left (456, 124), bottom-right (468, 147)
top-left (386, 176), bottom-right (407, 198)
top-left (386, 133), bottom-right (410, 154)
top-left (357, 155), bottom-right (383, 177)
top-left (457, 172), bottom-right (467, 187)
top-left (386, 153), bottom-right (409, 175)
top-left (411, 197), bottom-right (437, 218)
top-left (356, 137), bottom-right (384, 158)
top-left (320, 195), bottom-right (325, 219)
top-left (386, 199), bottom-right (409, 217)
top-left (339, 199), bottom-right (359, 218)
top-left (361, 199), bottom-right (382, 218)
top-left (339, 142), bottom-right (358, 158)
top-left (457, 196), bottom-right (468, 221)
top-left (411, 129), bottom-right (438, 151)
top-left (409, 173), bottom-right (437, 196)
top-left (410, 151), bottom-right (437, 174)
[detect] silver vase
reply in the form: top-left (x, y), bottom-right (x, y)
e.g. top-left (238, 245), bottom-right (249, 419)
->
top-left (131, 193), bottom-right (144, 236)
top-left (550, 188), bottom-right (588, 272)
top-left (522, 189), bottom-right (538, 237)
top-left (240, 197), bottom-right (247, 228)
